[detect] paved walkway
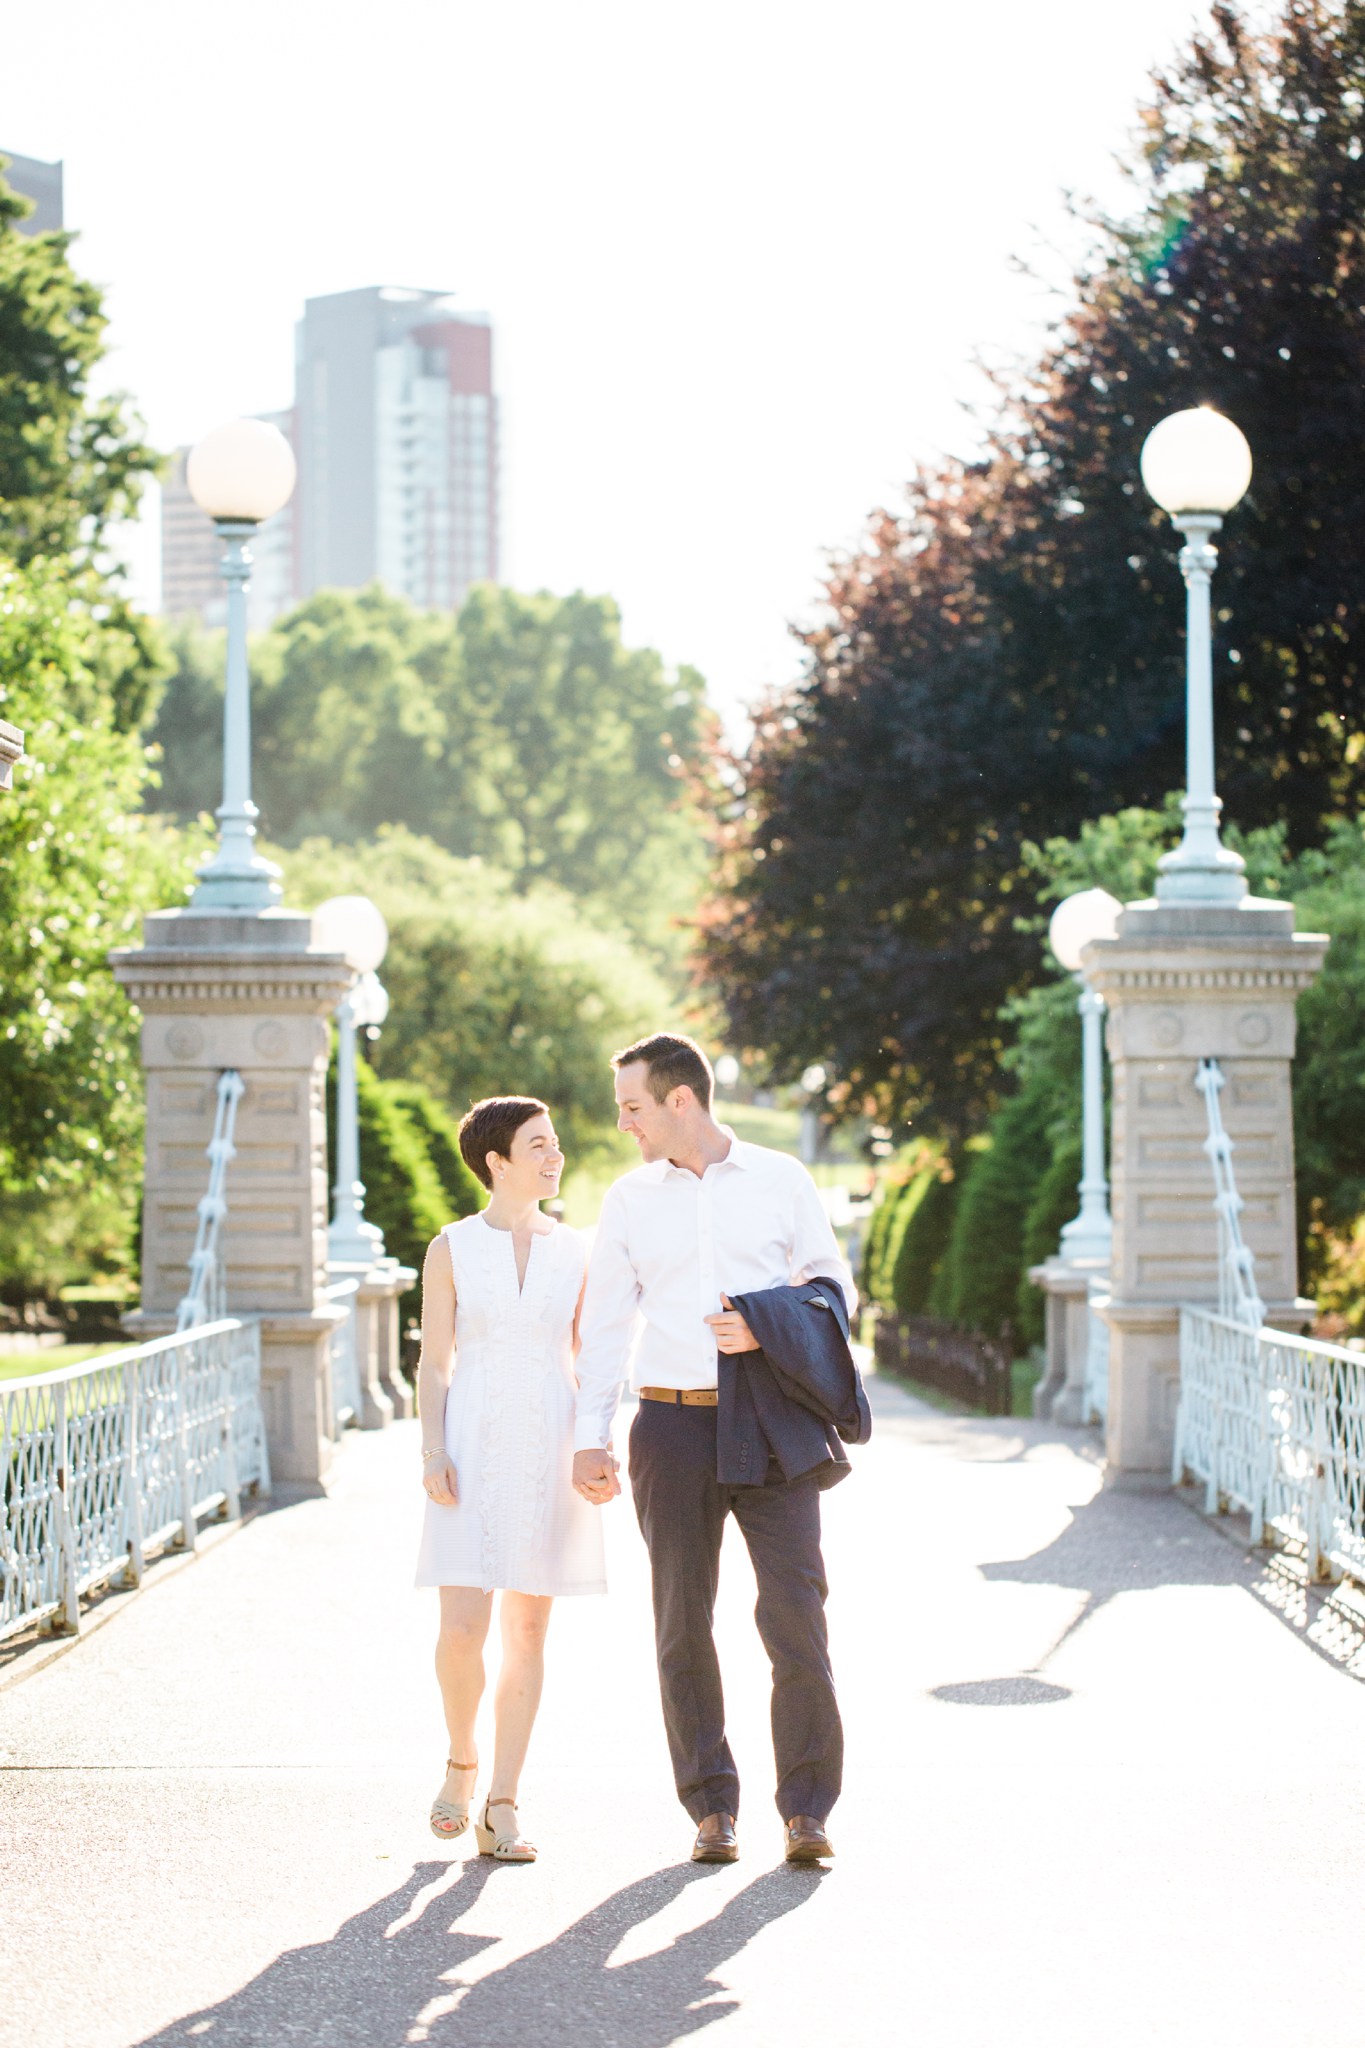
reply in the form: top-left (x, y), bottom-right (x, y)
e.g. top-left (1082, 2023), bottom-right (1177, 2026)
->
top-left (4, 1375), bottom-right (1365, 2048)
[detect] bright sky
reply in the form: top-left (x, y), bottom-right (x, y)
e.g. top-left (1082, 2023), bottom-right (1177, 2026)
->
top-left (4, 0), bottom-right (1208, 726)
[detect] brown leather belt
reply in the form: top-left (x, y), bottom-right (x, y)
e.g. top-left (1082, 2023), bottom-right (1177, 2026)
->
top-left (639, 1386), bottom-right (719, 1407)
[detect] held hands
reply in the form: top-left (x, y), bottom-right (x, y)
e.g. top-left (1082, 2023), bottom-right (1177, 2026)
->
top-left (422, 1449), bottom-right (459, 1507)
top-left (704, 1295), bottom-right (760, 1355)
top-left (572, 1447), bottom-right (621, 1506)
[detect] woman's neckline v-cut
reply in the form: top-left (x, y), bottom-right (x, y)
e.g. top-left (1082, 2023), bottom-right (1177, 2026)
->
top-left (478, 1211), bottom-right (558, 1298)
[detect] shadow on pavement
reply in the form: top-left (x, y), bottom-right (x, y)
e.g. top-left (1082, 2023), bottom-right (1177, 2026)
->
top-left (972, 1481), bottom-right (1365, 1686)
top-left (135, 1851), bottom-right (825, 2047)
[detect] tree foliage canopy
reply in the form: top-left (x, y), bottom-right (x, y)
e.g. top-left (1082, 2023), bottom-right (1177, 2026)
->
top-left (150, 583), bottom-right (713, 954)
top-left (0, 557), bottom-right (203, 1286)
top-left (705, 0), bottom-right (1365, 1133)
top-left (273, 829), bottom-right (679, 1165)
top-left (0, 162), bottom-right (157, 572)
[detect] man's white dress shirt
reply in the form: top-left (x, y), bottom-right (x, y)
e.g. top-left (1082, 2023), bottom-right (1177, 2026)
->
top-left (574, 1133), bottom-right (857, 1453)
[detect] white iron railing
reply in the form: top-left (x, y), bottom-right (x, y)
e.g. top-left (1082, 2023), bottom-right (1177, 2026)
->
top-left (1176, 1309), bottom-right (1365, 1583)
top-left (178, 1070), bottom-right (245, 1330)
top-left (0, 1317), bottom-right (270, 1642)
top-left (1175, 1056), bottom-right (1365, 1584)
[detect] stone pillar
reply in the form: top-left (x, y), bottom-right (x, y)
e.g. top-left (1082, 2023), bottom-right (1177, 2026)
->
top-left (1029, 1254), bottom-right (1107, 1424)
top-left (111, 908), bottom-right (354, 1488)
top-left (357, 1259), bottom-right (418, 1424)
top-left (321, 1256), bottom-right (416, 1429)
top-left (1086, 898), bottom-right (1327, 1484)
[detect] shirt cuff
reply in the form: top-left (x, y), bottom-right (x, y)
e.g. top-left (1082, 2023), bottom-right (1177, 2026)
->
top-left (573, 1417), bottom-right (611, 1454)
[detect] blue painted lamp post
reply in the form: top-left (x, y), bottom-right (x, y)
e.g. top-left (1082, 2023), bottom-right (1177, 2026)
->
top-left (312, 894), bottom-right (391, 1266)
top-left (1049, 888), bottom-right (1122, 1263)
top-left (185, 419), bottom-right (297, 913)
top-left (1139, 406), bottom-right (1253, 905)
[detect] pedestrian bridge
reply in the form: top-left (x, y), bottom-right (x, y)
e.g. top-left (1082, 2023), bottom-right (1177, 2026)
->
top-left (2, 1371), bottom-right (1362, 2048)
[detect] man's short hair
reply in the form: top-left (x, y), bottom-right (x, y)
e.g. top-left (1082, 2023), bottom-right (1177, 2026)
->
top-left (458, 1095), bottom-right (549, 1190)
top-left (612, 1032), bottom-right (714, 1110)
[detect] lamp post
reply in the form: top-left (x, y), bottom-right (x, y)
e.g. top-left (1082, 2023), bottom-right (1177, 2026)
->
top-left (313, 895), bottom-right (390, 1265)
top-left (1139, 405), bottom-right (1253, 905)
top-left (185, 418), bottom-right (297, 913)
top-left (1029, 887), bottom-right (1122, 1424)
top-left (1049, 888), bottom-right (1122, 1262)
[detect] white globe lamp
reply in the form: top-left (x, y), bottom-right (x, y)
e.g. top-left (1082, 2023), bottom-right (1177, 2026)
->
top-left (1140, 407), bottom-right (1252, 518)
top-left (312, 895), bottom-right (389, 974)
top-left (1048, 888), bottom-right (1122, 974)
top-left (187, 418), bottom-right (297, 525)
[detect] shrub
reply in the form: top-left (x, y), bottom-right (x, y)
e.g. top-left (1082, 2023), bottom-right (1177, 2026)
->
top-left (933, 1081), bottom-right (1058, 1345)
top-left (327, 1058), bottom-right (450, 1279)
top-left (382, 1082), bottom-right (483, 1222)
top-left (896, 1170), bottom-right (961, 1317)
top-left (275, 828), bottom-right (679, 1170)
top-left (860, 1182), bottom-right (899, 1305)
top-left (1015, 1133), bottom-right (1084, 1348)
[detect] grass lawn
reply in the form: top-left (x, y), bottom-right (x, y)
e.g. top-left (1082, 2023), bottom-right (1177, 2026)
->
top-left (0, 1344), bottom-right (127, 1384)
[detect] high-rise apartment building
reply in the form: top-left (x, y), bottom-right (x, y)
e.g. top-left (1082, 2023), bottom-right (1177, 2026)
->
top-left (2, 150), bottom-right (63, 233)
top-left (294, 286), bottom-right (498, 610)
top-left (160, 287), bottom-right (498, 629)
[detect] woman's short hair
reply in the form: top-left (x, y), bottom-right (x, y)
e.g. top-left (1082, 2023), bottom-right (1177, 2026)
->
top-left (458, 1096), bottom-right (550, 1189)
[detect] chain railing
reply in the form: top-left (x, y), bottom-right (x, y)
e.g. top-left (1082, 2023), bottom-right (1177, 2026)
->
top-left (0, 1318), bottom-right (270, 1643)
top-left (177, 1070), bottom-right (245, 1330)
top-left (1194, 1058), bottom-right (1265, 1330)
top-left (1175, 1058), bottom-right (1365, 1584)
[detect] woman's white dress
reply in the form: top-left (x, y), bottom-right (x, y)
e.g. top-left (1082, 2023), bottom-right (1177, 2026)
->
top-left (414, 1214), bottom-right (607, 1597)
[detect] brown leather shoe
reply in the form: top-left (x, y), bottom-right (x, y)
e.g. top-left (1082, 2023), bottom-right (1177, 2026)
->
top-left (784, 1815), bottom-right (834, 1863)
top-left (692, 1812), bottom-right (739, 1863)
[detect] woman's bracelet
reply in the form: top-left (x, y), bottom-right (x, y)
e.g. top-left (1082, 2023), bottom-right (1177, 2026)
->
top-left (422, 1446), bottom-right (446, 1462)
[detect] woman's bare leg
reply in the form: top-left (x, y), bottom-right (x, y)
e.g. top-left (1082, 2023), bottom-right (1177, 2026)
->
top-left (435, 1587), bottom-right (493, 1802)
top-left (489, 1592), bottom-right (554, 1804)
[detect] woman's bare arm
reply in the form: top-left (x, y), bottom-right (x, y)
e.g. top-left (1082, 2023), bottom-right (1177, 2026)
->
top-left (416, 1234), bottom-right (460, 1507)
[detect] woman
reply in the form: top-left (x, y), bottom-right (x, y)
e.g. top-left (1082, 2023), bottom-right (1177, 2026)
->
top-left (415, 1095), bottom-right (608, 1861)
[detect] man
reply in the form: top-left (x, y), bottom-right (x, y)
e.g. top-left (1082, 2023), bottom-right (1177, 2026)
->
top-left (572, 1032), bottom-right (856, 1865)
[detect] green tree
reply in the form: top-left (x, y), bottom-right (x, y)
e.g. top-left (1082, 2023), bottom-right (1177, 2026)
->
top-left (149, 584), bottom-right (713, 957)
top-left (274, 829), bottom-right (679, 1168)
top-left (0, 162), bottom-right (157, 572)
top-left (706, 0), bottom-right (1365, 1132)
top-left (0, 558), bottom-right (203, 1291)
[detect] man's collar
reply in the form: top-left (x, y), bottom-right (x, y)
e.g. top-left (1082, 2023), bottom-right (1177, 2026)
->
top-left (648, 1125), bottom-right (752, 1182)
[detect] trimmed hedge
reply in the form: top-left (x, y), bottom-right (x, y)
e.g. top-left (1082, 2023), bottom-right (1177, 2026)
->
top-left (893, 1170), bottom-right (960, 1317)
top-left (382, 1080), bottom-right (483, 1222)
top-left (932, 1086), bottom-right (1058, 1343)
top-left (327, 1057), bottom-right (478, 1279)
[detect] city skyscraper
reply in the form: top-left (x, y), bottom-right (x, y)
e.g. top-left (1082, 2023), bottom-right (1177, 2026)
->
top-left (2, 150), bottom-right (63, 233)
top-left (160, 287), bottom-right (498, 629)
top-left (294, 286), bottom-right (498, 610)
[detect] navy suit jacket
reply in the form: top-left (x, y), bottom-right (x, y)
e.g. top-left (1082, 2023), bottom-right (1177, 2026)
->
top-left (716, 1278), bottom-right (872, 1489)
